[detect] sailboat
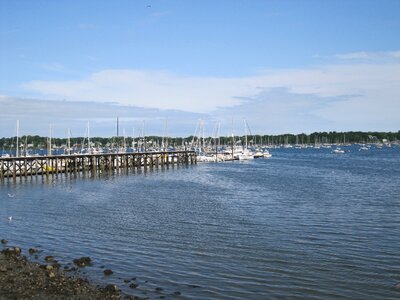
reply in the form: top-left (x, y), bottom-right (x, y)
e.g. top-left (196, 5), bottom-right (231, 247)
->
top-left (236, 119), bottom-right (254, 160)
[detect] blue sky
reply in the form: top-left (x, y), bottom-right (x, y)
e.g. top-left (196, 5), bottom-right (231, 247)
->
top-left (1, 0), bottom-right (400, 137)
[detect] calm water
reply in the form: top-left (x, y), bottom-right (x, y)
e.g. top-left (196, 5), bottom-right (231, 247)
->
top-left (1, 146), bottom-right (400, 299)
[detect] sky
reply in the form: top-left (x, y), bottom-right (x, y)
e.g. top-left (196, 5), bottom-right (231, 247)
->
top-left (1, 0), bottom-right (400, 137)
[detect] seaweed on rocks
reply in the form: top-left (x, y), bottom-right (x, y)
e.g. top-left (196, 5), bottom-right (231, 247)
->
top-left (0, 246), bottom-right (120, 299)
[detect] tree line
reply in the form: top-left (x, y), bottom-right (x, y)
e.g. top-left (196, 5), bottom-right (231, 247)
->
top-left (0, 131), bottom-right (399, 150)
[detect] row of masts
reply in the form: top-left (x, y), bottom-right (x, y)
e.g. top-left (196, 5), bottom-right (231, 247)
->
top-left (4, 117), bottom-right (292, 158)
top-left (10, 118), bottom-right (170, 157)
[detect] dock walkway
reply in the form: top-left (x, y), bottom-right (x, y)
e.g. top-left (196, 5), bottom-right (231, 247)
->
top-left (0, 151), bottom-right (197, 182)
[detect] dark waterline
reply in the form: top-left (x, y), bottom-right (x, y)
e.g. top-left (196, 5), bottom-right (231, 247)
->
top-left (1, 145), bottom-right (400, 299)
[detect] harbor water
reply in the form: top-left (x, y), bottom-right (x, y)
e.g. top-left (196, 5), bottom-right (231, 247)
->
top-left (1, 145), bottom-right (400, 299)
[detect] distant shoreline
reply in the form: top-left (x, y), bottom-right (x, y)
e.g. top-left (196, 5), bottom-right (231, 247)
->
top-left (1, 130), bottom-right (399, 151)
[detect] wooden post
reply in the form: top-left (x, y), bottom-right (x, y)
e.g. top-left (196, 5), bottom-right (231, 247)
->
top-left (55, 158), bottom-right (59, 176)
top-left (24, 158), bottom-right (28, 177)
top-left (0, 160), bottom-right (4, 182)
top-left (12, 160), bottom-right (16, 181)
top-left (73, 157), bottom-right (77, 175)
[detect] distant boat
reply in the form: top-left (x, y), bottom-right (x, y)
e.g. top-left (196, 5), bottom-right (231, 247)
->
top-left (238, 148), bottom-right (254, 160)
top-left (333, 148), bottom-right (345, 154)
top-left (253, 150), bottom-right (264, 158)
top-left (263, 150), bottom-right (272, 158)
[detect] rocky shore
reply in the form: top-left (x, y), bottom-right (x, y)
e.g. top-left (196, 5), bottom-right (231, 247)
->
top-left (0, 240), bottom-right (130, 299)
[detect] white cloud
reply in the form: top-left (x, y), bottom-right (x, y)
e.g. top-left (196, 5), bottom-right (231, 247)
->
top-left (335, 50), bottom-right (400, 61)
top-left (0, 96), bottom-right (201, 137)
top-left (23, 62), bottom-right (400, 113)
top-left (19, 53), bottom-right (400, 133)
top-left (335, 52), bottom-right (371, 60)
top-left (23, 70), bottom-right (251, 112)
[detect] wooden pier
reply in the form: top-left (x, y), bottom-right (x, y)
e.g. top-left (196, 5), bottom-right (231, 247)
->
top-left (0, 151), bottom-right (197, 182)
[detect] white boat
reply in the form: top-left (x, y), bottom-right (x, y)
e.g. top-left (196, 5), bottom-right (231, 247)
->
top-left (333, 148), bottom-right (345, 154)
top-left (238, 149), bottom-right (254, 160)
top-left (263, 150), bottom-right (272, 158)
top-left (253, 151), bottom-right (264, 158)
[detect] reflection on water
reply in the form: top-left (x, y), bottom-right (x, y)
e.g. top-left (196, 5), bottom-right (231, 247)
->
top-left (1, 146), bottom-right (400, 299)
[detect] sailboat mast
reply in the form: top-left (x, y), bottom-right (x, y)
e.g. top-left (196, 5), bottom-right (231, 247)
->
top-left (142, 120), bottom-right (146, 152)
top-left (244, 119), bottom-right (248, 149)
top-left (117, 117), bottom-right (119, 137)
top-left (88, 121), bottom-right (91, 154)
top-left (16, 120), bottom-right (19, 158)
top-left (24, 135), bottom-right (28, 157)
top-left (123, 128), bottom-right (126, 151)
top-left (67, 128), bottom-right (71, 155)
top-left (132, 128), bottom-right (135, 150)
top-left (49, 124), bottom-right (52, 156)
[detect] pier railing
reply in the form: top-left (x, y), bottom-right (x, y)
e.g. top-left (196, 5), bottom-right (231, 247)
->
top-left (0, 151), bottom-right (197, 181)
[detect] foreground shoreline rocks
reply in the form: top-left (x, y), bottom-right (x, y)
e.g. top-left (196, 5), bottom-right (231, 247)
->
top-left (0, 246), bottom-right (120, 299)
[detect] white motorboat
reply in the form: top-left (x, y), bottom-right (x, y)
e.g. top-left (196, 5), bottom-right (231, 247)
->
top-left (333, 148), bottom-right (345, 154)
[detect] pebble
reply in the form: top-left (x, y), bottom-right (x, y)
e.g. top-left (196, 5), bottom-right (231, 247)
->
top-left (2, 247), bottom-right (21, 256)
top-left (44, 256), bottom-right (54, 262)
top-left (28, 248), bottom-right (38, 254)
top-left (73, 256), bottom-right (92, 267)
top-left (104, 269), bottom-right (113, 276)
top-left (45, 265), bottom-right (53, 271)
top-left (104, 284), bottom-right (119, 293)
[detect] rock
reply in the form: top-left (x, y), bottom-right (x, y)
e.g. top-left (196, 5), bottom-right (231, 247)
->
top-left (0, 250), bottom-right (123, 298)
top-left (103, 269), bottom-right (113, 276)
top-left (45, 265), bottom-right (54, 271)
top-left (104, 284), bottom-right (119, 293)
top-left (28, 248), bottom-right (38, 254)
top-left (44, 255), bottom-right (54, 262)
top-left (1, 239), bottom-right (8, 244)
top-left (52, 262), bottom-right (61, 269)
top-left (2, 247), bottom-right (21, 256)
top-left (129, 283), bottom-right (138, 289)
top-left (73, 256), bottom-right (92, 267)
top-left (48, 271), bottom-right (56, 278)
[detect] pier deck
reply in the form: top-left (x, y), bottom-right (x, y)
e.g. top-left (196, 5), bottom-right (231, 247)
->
top-left (0, 151), bottom-right (197, 182)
